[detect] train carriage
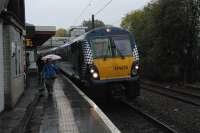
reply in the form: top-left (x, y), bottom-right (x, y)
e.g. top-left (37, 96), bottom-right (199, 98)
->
top-left (52, 26), bottom-right (140, 99)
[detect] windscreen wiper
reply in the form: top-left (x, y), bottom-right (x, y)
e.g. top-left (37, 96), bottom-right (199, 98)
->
top-left (103, 45), bottom-right (109, 60)
top-left (115, 45), bottom-right (125, 59)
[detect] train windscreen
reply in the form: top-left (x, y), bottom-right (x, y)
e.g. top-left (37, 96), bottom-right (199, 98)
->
top-left (91, 36), bottom-right (132, 58)
top-left (112, 36), bottom-right (132, 57)
top-left (91, 38), bottom-right (112, 58)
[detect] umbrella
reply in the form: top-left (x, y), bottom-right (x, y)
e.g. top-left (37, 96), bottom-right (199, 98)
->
top-left (42, 54), bottom-right (62, 61)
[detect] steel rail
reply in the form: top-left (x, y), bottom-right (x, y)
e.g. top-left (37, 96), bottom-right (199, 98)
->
top-left (121, 100), bottom-right (178, 133)
top-left (141, 85), bottom-right (200, 106)
top-left (141, 81), bottom-right (200, 99)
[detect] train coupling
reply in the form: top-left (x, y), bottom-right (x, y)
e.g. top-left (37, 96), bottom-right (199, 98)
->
top-left (109, 83), bottom-right (126, 99)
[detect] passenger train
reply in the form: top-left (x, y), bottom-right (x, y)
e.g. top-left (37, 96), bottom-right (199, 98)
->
top-left (45, 26), bottom-right (140, 99)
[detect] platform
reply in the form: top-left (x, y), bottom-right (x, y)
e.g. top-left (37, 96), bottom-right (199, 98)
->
top-left (40, 74), bottom-right (120, 133)
top-left (0, 74), bottom-right (40, 133)
top-left (57, 62), bottom-right (79, 78)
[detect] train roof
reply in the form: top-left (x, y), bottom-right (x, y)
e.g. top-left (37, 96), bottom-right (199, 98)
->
top-left (39, 26), bottom-right (132, 54)
top-left (72, 26), bottom-right (130, 41)
top-left (86, 26), bottom-right (130, 38)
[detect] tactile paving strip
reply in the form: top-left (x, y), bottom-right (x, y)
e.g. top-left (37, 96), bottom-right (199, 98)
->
top-left (54, 79), bottom-right (79, 133)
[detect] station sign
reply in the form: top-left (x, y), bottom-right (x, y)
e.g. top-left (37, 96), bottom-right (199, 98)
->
top-left (24, 38), bottom-right (33, 47)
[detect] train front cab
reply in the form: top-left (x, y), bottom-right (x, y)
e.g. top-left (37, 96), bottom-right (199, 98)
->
top-left (87, 33), bottom-right (140, 99)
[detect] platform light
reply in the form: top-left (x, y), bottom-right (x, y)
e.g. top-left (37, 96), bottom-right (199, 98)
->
top-left (92, 72), bottom-right (98, 78)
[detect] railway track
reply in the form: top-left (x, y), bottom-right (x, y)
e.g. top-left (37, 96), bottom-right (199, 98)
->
top-left (141, 81), bottom-right (200, 106)
top-left (120, 100), bottom-right (178, 133)
top-left (97, 98), bottom-right (179, 133)
top-left (60, 71), bottom-right (182, 133)
top-left (60, 72), bottom-right (177, 133)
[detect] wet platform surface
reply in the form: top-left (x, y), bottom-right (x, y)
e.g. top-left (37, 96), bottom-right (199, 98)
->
top-left (39, 74), bottom-right (120, 133)
top-left (39, 97), bottom-right (58, 133)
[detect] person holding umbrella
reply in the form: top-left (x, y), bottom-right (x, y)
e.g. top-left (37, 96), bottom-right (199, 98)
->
top-left (36, 55), bottom-right (44, 84)
top-left (42, 57), bottom-right (59, 96)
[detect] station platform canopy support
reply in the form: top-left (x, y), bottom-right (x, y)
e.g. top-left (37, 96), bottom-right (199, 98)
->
top-left (25, 24), bottom-right (56, 48)
top-left (25, 24), bottom-right (56, 72)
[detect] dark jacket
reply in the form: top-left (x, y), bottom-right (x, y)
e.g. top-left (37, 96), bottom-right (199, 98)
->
top-left (42, 64), bottom-right (58, 79)
top-left (36, 57), bottom-right (44, 72)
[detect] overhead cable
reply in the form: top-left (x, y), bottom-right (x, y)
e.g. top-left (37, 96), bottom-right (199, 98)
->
top-left (94, 0), bottom-right (113, 16)
top-left (73, 0), bottom-right (94, 25)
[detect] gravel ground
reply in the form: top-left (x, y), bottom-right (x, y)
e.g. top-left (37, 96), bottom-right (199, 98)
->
top-left (133, 89), bottom-right (200, 133)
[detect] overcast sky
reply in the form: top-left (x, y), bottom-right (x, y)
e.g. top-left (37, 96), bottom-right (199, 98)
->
top-left (25, 0), bottom-right (151, 29)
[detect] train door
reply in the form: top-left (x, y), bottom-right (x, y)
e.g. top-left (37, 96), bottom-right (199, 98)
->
top-left (77, 42), bottom-right (84, 78)
top-left (71, 42), bottom-right (83, 78)
top-left (71, 43), bottom-right (78, 71)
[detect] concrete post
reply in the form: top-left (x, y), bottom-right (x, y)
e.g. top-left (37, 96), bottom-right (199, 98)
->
top-left (92, 14), bottom-right (95, 29)
top-left (0, 19), bottom-right (5, 112)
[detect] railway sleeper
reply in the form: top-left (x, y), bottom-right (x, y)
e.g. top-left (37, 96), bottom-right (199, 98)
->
top-left (124, 81), bottom-right (140, 100)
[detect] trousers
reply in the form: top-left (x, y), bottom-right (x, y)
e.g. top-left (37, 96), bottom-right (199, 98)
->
top-left (44, 78), bottom-right (55, 95)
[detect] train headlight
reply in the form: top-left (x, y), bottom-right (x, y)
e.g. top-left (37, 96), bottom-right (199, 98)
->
top-left (90, 69), bottom-right (95, 73)
top-left (89, 65), bottom-right (100, 79)
top-left (131, 63), bottom-right (139, 76)
top-left (135, 65), bottom-right (139, 70)
top-left (106, 28), bottom-right (111, 32)
top-left (92, 72), bottom-right (99, 78)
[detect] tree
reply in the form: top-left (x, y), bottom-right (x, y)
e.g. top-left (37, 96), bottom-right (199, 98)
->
top-left (82, 19), bottom-right (105, 31)
top-left (158, 0), bottom-right (200, 81)
top-left (121, 10), bottom-right (145, 46)
top-left (121, 0), bottom-right (200, 81)
top-left (55, 28), bottom-right (69, 37)
top-left (121, 2), bottom-right (162, 79)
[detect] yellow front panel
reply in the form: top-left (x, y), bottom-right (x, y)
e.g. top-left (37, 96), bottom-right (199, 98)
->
top-left (94, 56), bottom-right (134, 80)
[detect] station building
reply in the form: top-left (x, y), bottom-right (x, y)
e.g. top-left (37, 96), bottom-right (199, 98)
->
top-left (25, 24), bottom-right (56, 72)
top-left (69, 26), bottom-right (87, 40)
top-left (0, 0), bottom-right (25, 111)
top-left (0, 0), bottom-right (56, 112)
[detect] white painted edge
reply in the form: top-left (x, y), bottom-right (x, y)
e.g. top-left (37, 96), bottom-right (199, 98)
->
top-left (64, 76), bottom-right (121, 133)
